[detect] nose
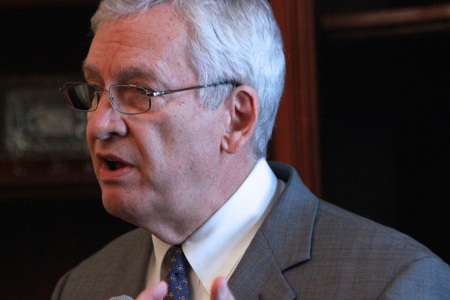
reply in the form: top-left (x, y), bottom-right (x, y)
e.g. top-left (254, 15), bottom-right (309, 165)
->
top-left (86, 91), bottom-right (128, 140)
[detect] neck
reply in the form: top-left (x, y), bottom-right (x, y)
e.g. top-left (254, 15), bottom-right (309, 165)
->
top-left (154, 155), bottom-right (257, 245)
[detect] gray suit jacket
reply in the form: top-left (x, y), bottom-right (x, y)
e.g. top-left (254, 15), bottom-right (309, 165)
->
top-left (52, 162), bottom-right (450, 299)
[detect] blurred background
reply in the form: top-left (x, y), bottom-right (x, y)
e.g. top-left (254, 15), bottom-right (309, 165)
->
top-left (1, 0), bottom-right (449, 299)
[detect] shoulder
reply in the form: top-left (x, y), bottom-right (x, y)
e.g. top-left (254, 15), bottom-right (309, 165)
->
top-left (313, 201), bottom-right (449, 298)
top-left (265, 161), bottom-right (450, 298)
top-left (52, 228), bottom-right (152, 300)
top-left (314, 199), bottom-right (434, 261)
top-left (76, 227), bottom-right (151, 269)
top-left (269, 161), bottom-right (438, 260)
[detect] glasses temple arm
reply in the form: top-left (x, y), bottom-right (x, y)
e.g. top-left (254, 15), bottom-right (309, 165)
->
top-left (149, 80), bottom-right (237, 97)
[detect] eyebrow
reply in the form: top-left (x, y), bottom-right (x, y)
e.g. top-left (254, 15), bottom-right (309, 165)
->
top-left (82, 61), bottom-right (158, 85)
top-left (82, 61), bottom-right (102, 81)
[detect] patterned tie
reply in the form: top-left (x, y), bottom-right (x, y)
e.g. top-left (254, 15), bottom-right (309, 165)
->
top-left (163, 245), bottom-right (190, 300)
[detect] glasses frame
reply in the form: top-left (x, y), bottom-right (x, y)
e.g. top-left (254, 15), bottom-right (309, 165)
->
top-left (62, 80), bottom-right (237, 115)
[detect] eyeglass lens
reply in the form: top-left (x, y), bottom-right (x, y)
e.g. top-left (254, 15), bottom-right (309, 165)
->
top-left (111, 85), bottom-right (151, 114)
top-left (63, 83), bottom-right (151, 114)
top-left (64, 83), bottom-right (97, 111)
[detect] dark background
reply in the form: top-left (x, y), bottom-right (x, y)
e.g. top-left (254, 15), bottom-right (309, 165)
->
top-left (1, 1), bottom-right (449, 299)
top-left (318, 32), bottom-right (450, 263)
top-left (316, 0), bottom-right (449, 267)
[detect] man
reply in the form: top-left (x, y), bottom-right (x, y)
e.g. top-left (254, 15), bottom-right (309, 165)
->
top-left (53, 0), bottom-right (450, 299)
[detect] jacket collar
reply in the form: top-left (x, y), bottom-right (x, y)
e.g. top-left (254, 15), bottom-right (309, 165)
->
top-left (229, 162), bottom-right (319, 298)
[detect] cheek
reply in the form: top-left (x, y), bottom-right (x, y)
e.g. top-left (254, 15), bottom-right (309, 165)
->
top-left (85, 127), bottom-right (94, 153)
top-left (129, 121), bottom-right (167, 174)
top-left (85, 115), bottom-right (96, 144)
top-left (176, 115), bottom-right (224, 162)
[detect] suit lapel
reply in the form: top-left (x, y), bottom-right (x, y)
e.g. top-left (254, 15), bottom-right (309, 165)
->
top-left (229, 231), bottom-right (296, 299)
top-left (229, 162), bottom-right (319, 299)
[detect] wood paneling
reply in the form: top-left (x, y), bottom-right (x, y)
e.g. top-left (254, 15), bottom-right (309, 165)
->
top-left (322, 3), bottom-right (450, 38)
top-left (269, 0), bottom-right (322, 196)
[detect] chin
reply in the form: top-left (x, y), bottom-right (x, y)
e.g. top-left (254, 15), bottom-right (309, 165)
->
top-left (102, 193), bottom-right (128, 217)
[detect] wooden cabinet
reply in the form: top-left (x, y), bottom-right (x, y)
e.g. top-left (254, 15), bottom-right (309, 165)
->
top-left (0, 2), bottom-right (100, 201)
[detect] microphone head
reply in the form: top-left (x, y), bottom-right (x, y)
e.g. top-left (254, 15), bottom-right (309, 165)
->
top-left (109, 296), bottom-right (134, 300)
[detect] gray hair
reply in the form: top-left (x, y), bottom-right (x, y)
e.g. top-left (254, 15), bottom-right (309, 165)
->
top-left (91, 0), bottom-right (285, 159)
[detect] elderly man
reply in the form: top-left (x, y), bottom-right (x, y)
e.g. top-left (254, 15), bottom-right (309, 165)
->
top-left (53, 0), bottom-right (450, 299)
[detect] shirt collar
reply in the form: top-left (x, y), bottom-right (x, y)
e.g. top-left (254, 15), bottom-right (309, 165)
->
top-left (151, 159), bottom-right (281, 295)
top-left (183, 158), bottom-right (280, 293)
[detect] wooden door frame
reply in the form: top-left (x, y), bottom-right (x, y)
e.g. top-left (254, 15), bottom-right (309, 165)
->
top-left (269, 0), bottom-right (322, 196)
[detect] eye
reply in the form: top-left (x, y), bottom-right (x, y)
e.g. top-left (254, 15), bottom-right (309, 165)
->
top-left (129, 84), bottom-right (154, 94)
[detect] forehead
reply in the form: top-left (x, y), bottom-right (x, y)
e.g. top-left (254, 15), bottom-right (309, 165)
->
top-left (85, 4), bottom-right (192, 83)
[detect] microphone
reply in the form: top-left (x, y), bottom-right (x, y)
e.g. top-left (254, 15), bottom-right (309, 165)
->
top-left (109, 296), bottom-right (134, 300)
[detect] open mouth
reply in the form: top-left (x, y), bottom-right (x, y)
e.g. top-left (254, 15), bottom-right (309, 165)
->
top-left (105, 159), bottom-right (127, 171)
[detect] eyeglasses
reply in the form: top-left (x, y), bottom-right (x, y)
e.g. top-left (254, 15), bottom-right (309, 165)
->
top-left (61, 80), bottom-right (237, 115)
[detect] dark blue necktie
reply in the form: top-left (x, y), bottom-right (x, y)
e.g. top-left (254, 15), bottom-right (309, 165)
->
top-left (164, 245), bottom-right (190, 300)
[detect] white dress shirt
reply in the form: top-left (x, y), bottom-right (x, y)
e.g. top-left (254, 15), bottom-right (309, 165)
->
top-left (146, 159), bottom-right (285, 299)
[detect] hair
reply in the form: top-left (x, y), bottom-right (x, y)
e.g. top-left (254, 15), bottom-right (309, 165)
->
top-left (91, 0), bottom-right (286, 159)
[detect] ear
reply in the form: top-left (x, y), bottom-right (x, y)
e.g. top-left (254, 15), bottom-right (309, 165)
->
top-left (221, 85), bottom-right (259, 154)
